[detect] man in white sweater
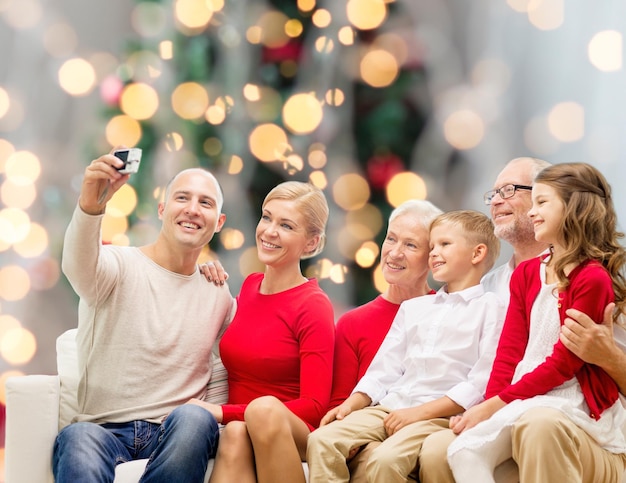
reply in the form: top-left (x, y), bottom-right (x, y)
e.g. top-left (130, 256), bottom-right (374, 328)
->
top-left (53, 151), bottom-right (235, 482)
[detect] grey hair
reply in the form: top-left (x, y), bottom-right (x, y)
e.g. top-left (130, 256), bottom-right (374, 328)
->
top-left (388, 199), bottom-right (443, 230)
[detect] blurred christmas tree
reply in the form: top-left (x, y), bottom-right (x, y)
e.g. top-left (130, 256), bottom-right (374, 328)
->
top-left (92, 0), bottom-right (445, 309)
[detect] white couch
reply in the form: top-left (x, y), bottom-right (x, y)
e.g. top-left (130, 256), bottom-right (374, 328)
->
top-left (5, 329), bottom-right (625, 483)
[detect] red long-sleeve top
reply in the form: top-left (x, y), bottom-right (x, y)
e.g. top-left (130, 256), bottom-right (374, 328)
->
top-left (219, 273), bottom-right (335, 430)
top-left (486, 256), bottom-right (618, 420)
top-left (328, 295), bottom-right (400, 409)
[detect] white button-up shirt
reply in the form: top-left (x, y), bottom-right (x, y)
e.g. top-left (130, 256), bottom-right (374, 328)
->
top-left (353, 284), bottom-right (506, 411)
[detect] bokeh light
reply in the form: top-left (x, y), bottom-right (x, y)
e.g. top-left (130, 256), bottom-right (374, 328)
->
top-left (43, 22), bottom-right (78, 57)
top-left (29, 257), bottom-right (61, 291)
top-left (12, 223), bottom-right (48, 258)
top-left (175, 0), bottom-right (214, 30)
top-left (172, 82), bottom-right (210, 120)
top-left (347, 0), bottom-right (387, 30)
top-left (5, 150), bottom-right (41, 185)
top-left (120, 82), bottom-right (160, 120)
top-left (547, 101), bottom-right (584, 142)
top-left (443, 110), bottom-right (485, 150)
top-left (0, 265), bottom-right (31, 301)
top-left (527, 0), bottom-right (563, 31)
top-left (58, 58), bottom-right (97, 96)
top-left (2, 0), bottom-right (43, 30)
top-left (249, 123), bottom-right (289, 162)
top-left (360, 49), bottom-right (399, 88)
top-left (386, 172), bottom-right (427, 207)
top-left (1, 179), bottom-right (36, 209)
top-left (107, 184), bottom-right (138, 217)
top-left (257, 11), bottom-right (290, 48)
top-left (101, 213), bottom-right (129, 243)
top-left (1, 327), bottom-right (37, 365)
top-left (333, 173), bottom-right (371, 211)
top-left (220, 227), bottom-right (245, 249)
top-left (105, 115), bottom-right (143, 147)
top-left (355, 240), bottom-right (380, 268)
top-left (588, 30), bottom-right (622, 72)
top-left (283, 93), bottom-right (323, 134)
top-left (0, 208), bottom-right (31, 245)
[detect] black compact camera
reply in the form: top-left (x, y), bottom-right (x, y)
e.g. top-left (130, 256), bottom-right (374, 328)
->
top-left (114, 148), bottom-right (142, 174)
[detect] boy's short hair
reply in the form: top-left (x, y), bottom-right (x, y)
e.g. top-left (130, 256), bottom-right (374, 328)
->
top-left (430, 210), bottom-right (500, 273)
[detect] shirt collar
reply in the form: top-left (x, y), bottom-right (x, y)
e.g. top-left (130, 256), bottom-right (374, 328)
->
top-left (433, 283), bottom-right (485, 303)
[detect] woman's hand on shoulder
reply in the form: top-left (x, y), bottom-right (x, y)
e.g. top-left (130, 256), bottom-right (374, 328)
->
top-left (199, 260), bottom-right (229, 286)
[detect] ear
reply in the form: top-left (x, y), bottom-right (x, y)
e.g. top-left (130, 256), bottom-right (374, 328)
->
top-left (157, 202), bottom-right (165, 220)
top-left (471, 244), bottom-right (488, 265)
top-left (304, 234), bottom-right (320, 254)
top-left (215, 213), bottom-right (226, 233)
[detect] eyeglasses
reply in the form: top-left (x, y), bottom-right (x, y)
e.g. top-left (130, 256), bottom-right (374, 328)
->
top-left (483, 184), bottom-right (532, 205)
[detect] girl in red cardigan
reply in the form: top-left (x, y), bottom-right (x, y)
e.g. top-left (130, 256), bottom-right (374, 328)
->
top-left (447, 162), bottom-right (626, 482)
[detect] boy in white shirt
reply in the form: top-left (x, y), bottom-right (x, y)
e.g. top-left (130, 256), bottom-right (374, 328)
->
top-left (306, 210), bottom-right (506, 483)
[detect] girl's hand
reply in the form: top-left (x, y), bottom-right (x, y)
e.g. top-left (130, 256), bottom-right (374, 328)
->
top-left (186, 398), bottom-right (224, 423)
top-left (449, 396), bottom-right (506, 434)
top-left (199, 260), bottom-right (229, 286)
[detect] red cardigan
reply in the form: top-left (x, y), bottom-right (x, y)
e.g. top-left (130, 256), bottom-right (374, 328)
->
top-left (486, 256), bottom-right (618, 420)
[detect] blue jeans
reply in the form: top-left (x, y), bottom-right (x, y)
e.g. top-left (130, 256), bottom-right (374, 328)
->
top-left (53, 404), bottom-right (219, 483)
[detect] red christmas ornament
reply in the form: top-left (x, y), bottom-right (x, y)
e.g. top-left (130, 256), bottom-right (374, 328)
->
top-left (366, 153), bottom-right (404, 190)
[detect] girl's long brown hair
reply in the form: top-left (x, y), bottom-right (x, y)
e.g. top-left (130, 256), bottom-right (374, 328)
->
top-left (535, 162), bottom-right (626, 319)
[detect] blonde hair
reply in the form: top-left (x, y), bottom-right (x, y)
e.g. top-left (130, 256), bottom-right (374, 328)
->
top-left (430, 210), bottom-right (500, 273)
top-left (263, 181), bottom-right (329, 259)
top-left (535, 162), bottom-right (626, 317)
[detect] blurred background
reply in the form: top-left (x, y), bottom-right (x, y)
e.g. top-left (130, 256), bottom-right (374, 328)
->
top-left (1, 0), bottom-right (626, 477)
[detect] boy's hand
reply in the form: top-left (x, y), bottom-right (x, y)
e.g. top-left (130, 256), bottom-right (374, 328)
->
top-left (383, 407), bottom-right (422, 435)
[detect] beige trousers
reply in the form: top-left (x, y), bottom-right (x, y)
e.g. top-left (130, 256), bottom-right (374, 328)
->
top-left (417, 407), bottom-right (626, 483)
top-left (307, 405), bottom-right (450, 483)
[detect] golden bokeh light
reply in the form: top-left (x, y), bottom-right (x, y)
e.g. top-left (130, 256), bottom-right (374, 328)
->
top-left (374, 33), bottom-right (408, 66)
top-left (172, 82), bottom-right (210, 120)
top-left (312, 9), bottom-right (332, 28)
top-left (285, 19), bottom-right (304, 38)
top-left (332, 173), bottom-right (371, 211)
top-left (372, 262), bottom-right (388, 293)
top-left (347, 0), bottom-right (387, 30)
top-left (239, 246), bottom-right (265, 277)
top-left (257, 11), bottom-right (290, 48)
top-left (443, 109), bottom-right (485, 150)
top-left (309, 170), bottom-right (328, 189)
top-left (547, 101), bottom-right (584, 142)
top-left (228, 155), bottom-right (244, 174)
top-left (360, 49), bottom-right (399, 88)
top-left (0, 208), bottom-right (31, 244)
top-left (2, 0), bottom-right (42, 29)
top-left (107, 184), bottom-right (138, 217)
top-left (308, 147), bottom-right (327, 169)
top-left (243, 84), bottom-right (261, 101)
top-left (220, 227), bottom-right (245, 250)
top-left (0, 315), bottom-right (21, 339)
top-left (325, 88), bottom-right (345, 106)
top-left (120, 82), bottom-right (159, 120)
top-left (175, 0), bottom-right (214, 30)
top-left (0, 265), bottom-right (31, 301)
top-left (1, 327), bottom-right (37, 365)
top-left (315, 36), bottom-right (334, 54)
top-left (1, 178), bottom-right (36, 209)
top-left (355, 240), bottom-right (380, 268)
top-left (283, 93), bottom-right (323, 134)
top-left (385, 172), bottom-right (427, 207)
top-left (207, 0), bottom-right (225, 11)
top-left (105, 115), bottom-right (143, 147)
top-left (159, 40), bottom-right (174, 60)
top-left (249, 123), bottom-right (289, 162)
top-left (29, 257), bottom-right (61, 291)
top-left (588, 30), bottom-right (622, 72)
top-left (164, 132), bottom-right (184, 151)
top-left (101, 213), bottom-right (129, 243)
top-left (527, 0), bottom-right (563, 31)
top-left (5, 150), bottom-right (41, 185)
top-left (338, 26), bottom-right (356, 46)
top-left (12, 223), bottom-right (48, 258)
top-left (58, 58), bottom-right (97, 96)
top-left (206, 105), bottom-right (226, 124)
top-left (0, 86), bottom-right (9, 119)
top-left (329, 263), bottom-right (348, 284)
top-left (246, 26), bottom-right (263, 44)
top-left (297, 0), bottom-right (316, 13)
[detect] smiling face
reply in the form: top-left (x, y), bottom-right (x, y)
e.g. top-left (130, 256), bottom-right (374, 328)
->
top-left (158, 169), bottom-right (225, 250)
top-left (380, 213), bottom-right (431, 289)
top-left (490, 160), bottom-right (536, 245)
top-left (255, 198), bottom-right (319, 268)
top-left (529, 182), bottom-right (565, 250)
top-left (428, 221), bottom-right (477, 287)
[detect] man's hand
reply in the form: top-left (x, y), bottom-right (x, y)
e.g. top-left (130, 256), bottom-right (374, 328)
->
top-left (449, 396), bottom-right (505, 434)
top-left (79, 151), bottom-right (130, 215)
top-left (199, 260), bottom-right (229, 286)
top-left (561, 304), bottom-right (615, 366)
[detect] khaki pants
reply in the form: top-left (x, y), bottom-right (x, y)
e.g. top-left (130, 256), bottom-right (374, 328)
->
top-left (307, 406), bottom-right (450, 483)
top-left (416, 407), bottom-right (626, 483)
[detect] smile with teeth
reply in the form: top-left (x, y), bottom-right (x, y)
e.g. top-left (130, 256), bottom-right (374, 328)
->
top-left (180, 221), bottom-right (200, 229)
top-left (261, 239), bottom-right (280, 249)
top-left (431, 261), bottom-right (445, 270)
top-left (386, 262), bottom-right (404, 270)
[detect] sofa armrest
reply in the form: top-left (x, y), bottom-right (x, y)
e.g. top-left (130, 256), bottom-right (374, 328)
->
top-left (5, 375), bottom-right (60, 483)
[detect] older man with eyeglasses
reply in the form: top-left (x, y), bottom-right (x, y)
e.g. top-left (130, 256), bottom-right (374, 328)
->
top-left (418, 156), bottom-right (626, 483)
